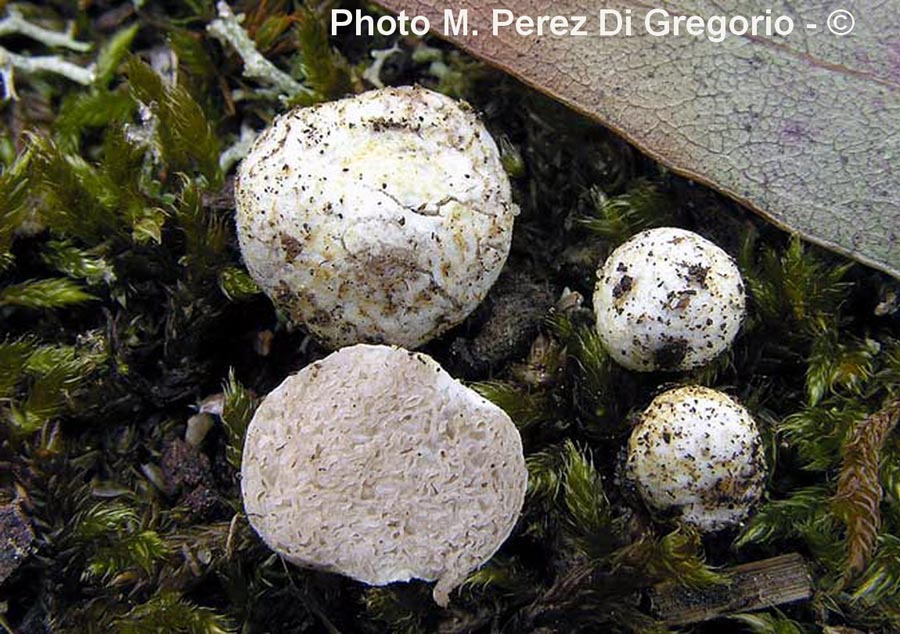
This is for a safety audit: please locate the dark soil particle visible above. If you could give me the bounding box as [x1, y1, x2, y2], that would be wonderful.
[686, 263, 710, 287]
[0, 503, 34, 585]
[279, 232, 304, 261]
[612, 274, 633, 299]
[161, 439, 214, 495]
[181, 485, 227, 522]
[653, 337, 689, 369]
[445, 268, 555, 377]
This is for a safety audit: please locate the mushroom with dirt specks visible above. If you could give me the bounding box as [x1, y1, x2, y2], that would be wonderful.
[593, 227, 746, 372]
[626, 385, 767, 531]
[240, 344, 528, 606]
[235, 86, 518, 349]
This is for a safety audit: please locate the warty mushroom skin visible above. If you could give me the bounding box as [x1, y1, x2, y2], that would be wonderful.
[240, 344, 528, 606]
[626, 385, 767, 531]
[593, 227, 746, 371]
[235, 86, 518, 349]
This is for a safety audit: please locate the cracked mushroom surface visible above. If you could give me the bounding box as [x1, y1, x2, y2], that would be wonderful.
[240, 344, 528, 606]
[593, 227, 746, 371]
[626, 385, 767, 531]
[235, 86, 518, 349]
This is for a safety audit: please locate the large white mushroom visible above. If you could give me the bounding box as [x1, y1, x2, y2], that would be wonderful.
[240, 344, 528, 606]
[593, 227, 746, 371]
[625, 385, 767, 531]
[235, 86, 517, 349]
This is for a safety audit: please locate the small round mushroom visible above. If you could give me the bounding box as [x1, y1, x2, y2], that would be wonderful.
[593, 227, 745, 371]
[240, 344, 527, 606]
[235, 86, 518, 349]
[625, 385, 767, 531]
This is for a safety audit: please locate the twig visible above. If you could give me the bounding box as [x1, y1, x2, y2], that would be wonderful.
[649, 553, 812, 626]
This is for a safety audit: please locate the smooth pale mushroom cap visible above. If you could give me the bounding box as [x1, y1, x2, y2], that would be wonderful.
[593, 227, 746, 371]
[235, 86, 517, 349]
[241, 344, 528, 605]
[626, 385, 767, 531]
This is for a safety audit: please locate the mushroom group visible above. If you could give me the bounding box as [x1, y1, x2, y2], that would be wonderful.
[235, 87, 766, 605]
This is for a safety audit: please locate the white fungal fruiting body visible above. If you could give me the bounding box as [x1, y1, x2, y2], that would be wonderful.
[626, 385, 766, 531]
[241, 344, 527, 605]
[235, 86, 517, 349]
[593, 227, 745, 371]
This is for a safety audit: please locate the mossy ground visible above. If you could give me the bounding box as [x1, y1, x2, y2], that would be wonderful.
[0, 2, 898, 633]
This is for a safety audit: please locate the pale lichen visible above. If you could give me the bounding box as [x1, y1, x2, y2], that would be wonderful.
[206, 1, 310, 104]
[0, 6, 95, 100]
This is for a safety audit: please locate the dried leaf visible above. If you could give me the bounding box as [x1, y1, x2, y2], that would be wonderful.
[375, 1, 900, 279]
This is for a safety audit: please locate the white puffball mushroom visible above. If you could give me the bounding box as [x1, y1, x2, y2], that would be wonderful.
[593, 227, 746, 371]
[625, 385, 767, 531]
[235, 86, 518, 349]
[240, 344, 527, 606]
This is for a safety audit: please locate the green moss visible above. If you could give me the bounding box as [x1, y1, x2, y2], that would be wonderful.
[124, 57, 221, 185]
[221, 369, 257, 471]
[114, 591, 234, 634]
[579, 179, 676, 247]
